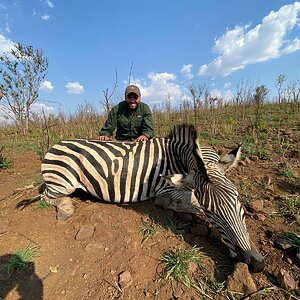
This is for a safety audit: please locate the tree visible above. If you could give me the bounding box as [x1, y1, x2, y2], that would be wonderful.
[0, 43, 48, 133]
[286, 79, 300, 103]
[189, 83, 205, 125]
[276, 74, 287, 104]
[252, 85, 269, 129]
[100, 69, 118, 115]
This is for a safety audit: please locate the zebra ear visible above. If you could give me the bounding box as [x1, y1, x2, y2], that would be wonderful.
[160, 172, 194, 188]
[218, 145, 242, 173]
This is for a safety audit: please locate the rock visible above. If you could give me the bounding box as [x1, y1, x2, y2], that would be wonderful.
[227, 263, 257, 296]
[90, 211, 107, 224]
[190, 223, 208, 237]
[75, 224, 95, 241]
[261, 206, 277, 215]
[250, 200, 264, 212]
[85, 242, 104, 252]
[118, 270, 132, 290]
[277, 268, 297, 291]
[0, 219, 10, 234]
[57, 197, 75, 221]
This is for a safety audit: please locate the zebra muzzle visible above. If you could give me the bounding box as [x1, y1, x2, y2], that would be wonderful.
[235, 242, 265, 273]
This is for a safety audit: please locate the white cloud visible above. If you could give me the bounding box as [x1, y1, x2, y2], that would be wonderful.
[282, 37, 300, 54]
[0, 102, 55, 125]
[129, 72, 182, 106]
[224, 82, 231, 89]
[180, 64, 194, 80]
[0, 34, 14, 55]
[46, 0, 54, 8]
[40, 0, 54, 8]
[210, 88, 233, 103]
[199, 2, 300, 77]
[31, 102, 55, 115]
[32, 9, 37, 16]
[41, 14, 50, 21]
[5, 23, 11, 33]
[40, 80, 54, 92]
[66, 82, 84, 94]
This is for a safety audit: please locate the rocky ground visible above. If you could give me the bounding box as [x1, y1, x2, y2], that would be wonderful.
[0, 149, 299, 299]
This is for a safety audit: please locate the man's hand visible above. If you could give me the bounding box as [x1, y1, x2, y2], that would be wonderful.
[99, 136, 111, 141]
[136, 135, 149, 142]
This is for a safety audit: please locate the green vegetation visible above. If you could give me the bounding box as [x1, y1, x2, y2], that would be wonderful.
[33, 200, 52, 210]
[161, 246, 225, 298]
[161, 246, 202, 287]
[192, 268, 225, 299]
[278, 232, 300, 248]
[0, 145, 12, 169]
[6, 244, 40, 276]
[278, 195, 300, 221]
[277, 163, 298, 180]
[139, 218, 159, 243]
[165, 216, 191, 238]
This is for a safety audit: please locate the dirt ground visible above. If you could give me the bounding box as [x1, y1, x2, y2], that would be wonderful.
[0, 150, 299, 300]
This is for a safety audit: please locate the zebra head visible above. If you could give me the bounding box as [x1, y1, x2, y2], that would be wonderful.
[164, 125, 265, 273]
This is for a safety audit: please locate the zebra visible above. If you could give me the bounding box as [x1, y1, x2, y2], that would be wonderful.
[41, 124, 265, 272]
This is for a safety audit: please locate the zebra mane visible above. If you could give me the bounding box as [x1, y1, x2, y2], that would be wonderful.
[168, 124, 209, 179]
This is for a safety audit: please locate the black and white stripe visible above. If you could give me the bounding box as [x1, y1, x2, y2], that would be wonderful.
[41, 124, 256, 261]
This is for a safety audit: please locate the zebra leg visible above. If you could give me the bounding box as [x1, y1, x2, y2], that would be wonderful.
[154, 190, 202, 215]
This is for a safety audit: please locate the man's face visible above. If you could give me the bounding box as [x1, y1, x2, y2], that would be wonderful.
[126, 92, 140, 110]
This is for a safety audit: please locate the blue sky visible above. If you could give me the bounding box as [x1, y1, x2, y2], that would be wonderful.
[0, 1, 300, 118]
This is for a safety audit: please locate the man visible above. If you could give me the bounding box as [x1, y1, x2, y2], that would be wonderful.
[99, 85, 155, 141]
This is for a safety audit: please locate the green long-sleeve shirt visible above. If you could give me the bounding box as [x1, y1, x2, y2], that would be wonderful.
[99, 101, 155, 141]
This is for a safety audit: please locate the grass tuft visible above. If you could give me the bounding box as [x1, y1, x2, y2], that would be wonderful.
[278, 195, 300, 220]
[0, 145, 12, 169]
[161, 246, 202, 287]
[7, 244, 40, 275]
[139, 218, 158, 243]
[278, 232, 300, 248]
[33, 200, 52, 210]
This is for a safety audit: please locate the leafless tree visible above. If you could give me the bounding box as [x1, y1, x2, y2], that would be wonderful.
[276, 74, 287, 104]
[100, 70, 118, 115]
[0, 43, 48, 133]
[235, 79, 254, 106]
[189, 83, 205, 125]
[286, 79, 300, 103]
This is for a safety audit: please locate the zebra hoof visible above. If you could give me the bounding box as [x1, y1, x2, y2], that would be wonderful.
[56, 198, 74, 221]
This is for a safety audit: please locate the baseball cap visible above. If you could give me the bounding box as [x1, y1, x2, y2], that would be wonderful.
[125, 85, 141, 97]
